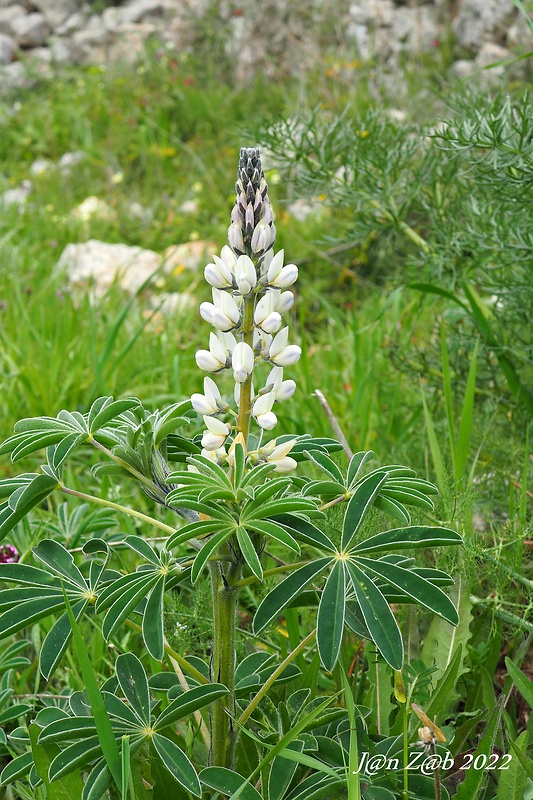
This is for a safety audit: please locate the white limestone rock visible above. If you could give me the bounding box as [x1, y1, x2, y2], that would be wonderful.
[11, 12, 50, 48]
[57, 240, 163, 296]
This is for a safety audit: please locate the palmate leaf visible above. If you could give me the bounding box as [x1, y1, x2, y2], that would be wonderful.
[143, 576, 166, 660]
[200, 767, 263, 800]
[191, 527, 235, 583]
[88, 397, 141, 434]
[40, 599, 87, 680]
[154, 683, 228, 730]
[268, 513, 336, 552]
[237, 526, 263, 579]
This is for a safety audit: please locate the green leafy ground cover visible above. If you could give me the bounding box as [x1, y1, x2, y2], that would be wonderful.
[0, 44, 531, 799]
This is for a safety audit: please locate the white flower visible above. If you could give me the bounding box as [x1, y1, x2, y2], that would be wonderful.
[266, 250, 298, 288]
[204, 255, 233, 289]
[254, 290, 282, 333]
[265, 366, 296, 402]
[201, 446, 227, 463]
[252, 392, 277, 430]
[234, 255, 257, 295]
[265, 438, 298, 473]
[251, 220, 275, 254]
[191, 377, 227, 415]
[201, 416, 230, 451]
[219, 246, 237, 270]
[274, 291, 294, 314]
[268, 327, 301, 367]
[232, 341, 254, 383]
[195, 332, 232, 372]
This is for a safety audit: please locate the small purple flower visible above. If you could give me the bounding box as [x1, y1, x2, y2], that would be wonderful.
[0, 544, 19, 563]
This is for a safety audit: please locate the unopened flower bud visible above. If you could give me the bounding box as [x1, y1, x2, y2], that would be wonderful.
[261, 311, 282, 333]
[232, 341, 254, 383]
[275, 290, 294, 314]
[234, 254, 257, 295]
[271, 345, 301, 367]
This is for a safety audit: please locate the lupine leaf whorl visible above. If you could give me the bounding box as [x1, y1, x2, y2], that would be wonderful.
[228, 147, 276, 261]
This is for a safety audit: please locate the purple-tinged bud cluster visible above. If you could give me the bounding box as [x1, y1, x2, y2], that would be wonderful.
[0, 544, 19, 563]
[228, 147, 276, 259]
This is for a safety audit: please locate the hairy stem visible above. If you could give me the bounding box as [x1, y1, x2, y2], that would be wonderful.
[209, 560, 241, 768]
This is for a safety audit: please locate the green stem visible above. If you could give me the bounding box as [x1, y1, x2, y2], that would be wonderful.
[239, 629, 316, 725]
[237, 294, 255, 445]
[402, 703, 409, 800]
[209, 561, 241, 768]
[59, 486, 175, 535]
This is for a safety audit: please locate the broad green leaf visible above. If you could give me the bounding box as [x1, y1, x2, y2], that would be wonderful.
[163, 496, 234, 522]
[38, 717, 98, 743]
[152, 733, 201, 797]
[0, 562, 60, 587]
[96, 571, 150, 611]
[342, 472, 389, 551]
[103, 693, 143, 728]
[0, 473, 34, 498]
[346, 450, 375, 486]
[82, 759, 113, 800]
[89, 398, 140, 434]
[33, 539, 87, 589]
[496, 730, 529, 800]
[317, 560, 346, 672]
[0, 751, 34, 784]
[380, 487, 434, 511]
[51, 432, 88, 469]
[354, 556, 459, 625]
[253, 558, 332, 634]
[269, 513, 336, 552]
[200, 767, 262, 800]
[302, 480, 345, 498]
[49, 737, 103, 781]
[62, 588, 121, 787]
[246, 520, 300, 553]
[0, 473, 59, 541]
[124, 535, 160, 566]
[102, 573, 160, 640]
[154, 683, 228, 730]
[0, 596, 65, 639]
[187, 454, 234, 489]
[303, 450, 344, 484]
[143, 576, 166, 660]
[505, 657, 533, 707]
[29, 722, 85, 800]
[373, 494, 411, 525]
[508, 735, 533, 784]
[244, 497, 318, 521]
[167, 519, 222, 549]
[284, 774, 345, 800]
[350, 526, 462, 555]
[40, 599, 87, 679]
[346, 561, 403, 670]
[116, 653, 151, 726]
[191, 527, 234, 583]
[237, 526, 263, 580]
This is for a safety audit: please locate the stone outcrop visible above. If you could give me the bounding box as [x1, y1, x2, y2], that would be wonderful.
[0, 0, 529, 90]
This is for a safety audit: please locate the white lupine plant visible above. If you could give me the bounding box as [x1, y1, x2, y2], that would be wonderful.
[0, 147, 461, 799]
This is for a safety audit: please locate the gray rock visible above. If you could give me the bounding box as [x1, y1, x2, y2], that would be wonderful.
[55, 11, 86, 36]
[0, 31, 14, 62]
[26, 46, 52, 62]
[11, 13, 50, 48]
[32, 0, 79, 29]
[103, 0, 168, 30]
[449, 58, 475, 79]
[348, 0, 395, 27]
[475, 41, 510, 75]
[0, 60, 27, 92]
[453, 0, 516, 50]
[0, 5, 27, 37]
[50, 35, 87, 64]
